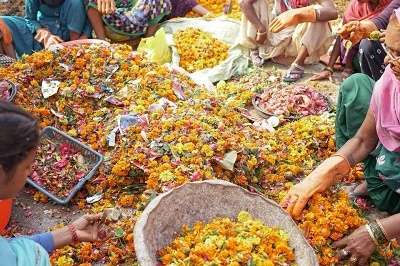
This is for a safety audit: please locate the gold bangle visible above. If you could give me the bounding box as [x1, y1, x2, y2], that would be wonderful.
[366, 224, 380, 248]
[331, 154, 351, 169]
[323, 66, 334, 74]
[256, 31, 267, 36]
[376, 219, 390, 242]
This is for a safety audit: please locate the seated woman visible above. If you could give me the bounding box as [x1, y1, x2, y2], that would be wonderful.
[85, 0, 172, 49]
[311, 0, 392, 81]
[0, 0, 92, 58]
[238, 0, 338, 82]
[337, 0, 400, 81]
[281, 9, 400, 264]
[0, 100, 113, 265]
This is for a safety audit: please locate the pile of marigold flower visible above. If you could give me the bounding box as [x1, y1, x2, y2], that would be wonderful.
[0, 43, 399, 265]
[173, 27, 230, 73]
[157, 211, 295, 265]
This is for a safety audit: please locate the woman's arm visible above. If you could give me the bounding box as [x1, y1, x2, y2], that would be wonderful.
[336, 108, 379, 166]
[192, 4, 210, 16]
[239, 0, 266, 33]
[24, 0, 42, 33]
[371, 0, 400, 30]
[316, 0, 339, 21]
[380, 213, 400, 241]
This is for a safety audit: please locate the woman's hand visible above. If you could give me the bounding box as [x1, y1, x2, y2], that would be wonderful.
[96, 0, 116, 14]
[310, 69, 333, 81]
[280, 155, 350, 218]
[338, 20, 378, 44]
[73, 213, 114, 242]
[332, 225, 376, 266]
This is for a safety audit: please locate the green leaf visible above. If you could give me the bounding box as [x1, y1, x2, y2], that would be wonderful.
[145, 191, 157, 207]
[114, 227, 124, 238]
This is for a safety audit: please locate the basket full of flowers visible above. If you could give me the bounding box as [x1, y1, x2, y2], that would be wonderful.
[0, 78, 16, 102]
[27, 126, 104, 205]
[134, 180, 318, 265]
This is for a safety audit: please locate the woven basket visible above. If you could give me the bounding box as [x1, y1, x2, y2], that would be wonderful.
[134, 180, 318, 266]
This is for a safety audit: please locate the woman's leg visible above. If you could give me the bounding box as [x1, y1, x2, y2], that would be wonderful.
[0, 40, 16, 59]
[335, 73, 375, 149]
[87, 7, 106, 40]
[283, 45, 308, 82]
[60, 0, 92, 41]
[359, 39, 386, 81]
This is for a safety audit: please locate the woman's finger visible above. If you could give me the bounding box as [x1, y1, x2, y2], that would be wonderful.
[332, 236, 349, 248]
[291, 197, 308, 218]
[279, 193, 291, 207]
[99, 211, 107, 225]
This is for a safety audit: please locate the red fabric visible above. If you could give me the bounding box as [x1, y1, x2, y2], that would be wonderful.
[343, 0, 393, 24]
[280, 0, 309, 13]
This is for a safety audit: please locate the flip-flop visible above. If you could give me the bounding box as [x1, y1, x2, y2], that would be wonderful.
[250, 50, 265, 67]
[348, 181, 371, 200]
[283, 62, 304, 82]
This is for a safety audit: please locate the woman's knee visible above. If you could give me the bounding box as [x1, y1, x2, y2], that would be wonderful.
[359, 39, 375, 58]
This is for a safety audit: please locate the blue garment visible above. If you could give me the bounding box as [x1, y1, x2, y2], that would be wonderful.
[0, 234, 52, 266]
[26, 232, 55, 253]
[2, 0, 92, 57]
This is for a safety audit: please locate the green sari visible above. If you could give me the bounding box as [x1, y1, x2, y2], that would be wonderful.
[336, 73, 400, 214]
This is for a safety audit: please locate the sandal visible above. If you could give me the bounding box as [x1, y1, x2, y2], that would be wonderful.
[283, 62, 304, 82]
[250, 50, 265, 67]
[348, 180, 371, 200]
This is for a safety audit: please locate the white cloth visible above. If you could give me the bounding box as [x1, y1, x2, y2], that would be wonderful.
[237, 0, 334, 64]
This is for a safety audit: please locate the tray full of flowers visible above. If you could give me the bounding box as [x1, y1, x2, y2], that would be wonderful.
[0, 78, 16, 102]
[134, 180, 318, 265]
[252, 84, 334, 119]
[27, 126, 104, 205]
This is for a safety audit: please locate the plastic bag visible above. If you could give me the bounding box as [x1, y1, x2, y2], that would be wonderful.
[137, 28, 172, 65]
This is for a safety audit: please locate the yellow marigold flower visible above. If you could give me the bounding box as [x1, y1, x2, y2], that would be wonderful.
[67, 129, 78, 137]
[159, 170, 175, 182]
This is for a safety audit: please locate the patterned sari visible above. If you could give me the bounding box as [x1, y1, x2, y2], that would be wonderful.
[84, 0, 172, 41]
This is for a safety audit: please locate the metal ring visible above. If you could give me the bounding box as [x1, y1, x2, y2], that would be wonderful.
[340, 249, 349, 257]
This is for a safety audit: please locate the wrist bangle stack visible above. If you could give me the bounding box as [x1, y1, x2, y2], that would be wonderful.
[68, 223, 78, 243]
[324, 66, 334, 74]
[376, 219, 390, 241]
[366, 220, 389, 248]
[256, 31, 267, 36]
[366, 224, 380, 248]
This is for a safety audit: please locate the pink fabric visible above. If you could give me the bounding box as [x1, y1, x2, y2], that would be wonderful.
[343, 0, 392, 24]
[370, 66, 400, 152]
[280, 0, 309, 13]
